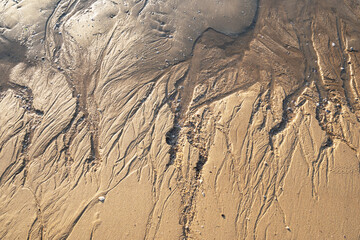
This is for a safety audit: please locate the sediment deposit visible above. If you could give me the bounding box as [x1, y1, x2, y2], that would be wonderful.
[0, 0, 359, 239]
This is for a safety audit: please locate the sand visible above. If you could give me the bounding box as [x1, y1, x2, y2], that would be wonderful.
[0, 0, 359, 239]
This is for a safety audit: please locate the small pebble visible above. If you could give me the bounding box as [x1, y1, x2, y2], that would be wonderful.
[98, 196, 105, 202]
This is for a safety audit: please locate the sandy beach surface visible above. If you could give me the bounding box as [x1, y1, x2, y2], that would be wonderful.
[0, 0, 359, 239]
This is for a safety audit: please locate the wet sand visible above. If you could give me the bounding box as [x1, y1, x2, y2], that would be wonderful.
[0, 0, 360, 239]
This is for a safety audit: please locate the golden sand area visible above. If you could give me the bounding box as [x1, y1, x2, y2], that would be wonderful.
[0, 0, 359, 239]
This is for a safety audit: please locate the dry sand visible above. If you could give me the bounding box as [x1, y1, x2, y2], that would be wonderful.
[0, 0, 360, 239]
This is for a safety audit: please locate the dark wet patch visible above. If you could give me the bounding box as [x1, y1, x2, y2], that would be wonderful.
[0, 36, 28, 91]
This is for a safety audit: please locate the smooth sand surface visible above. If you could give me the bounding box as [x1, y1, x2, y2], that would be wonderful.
[0, 0, 360, 239]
